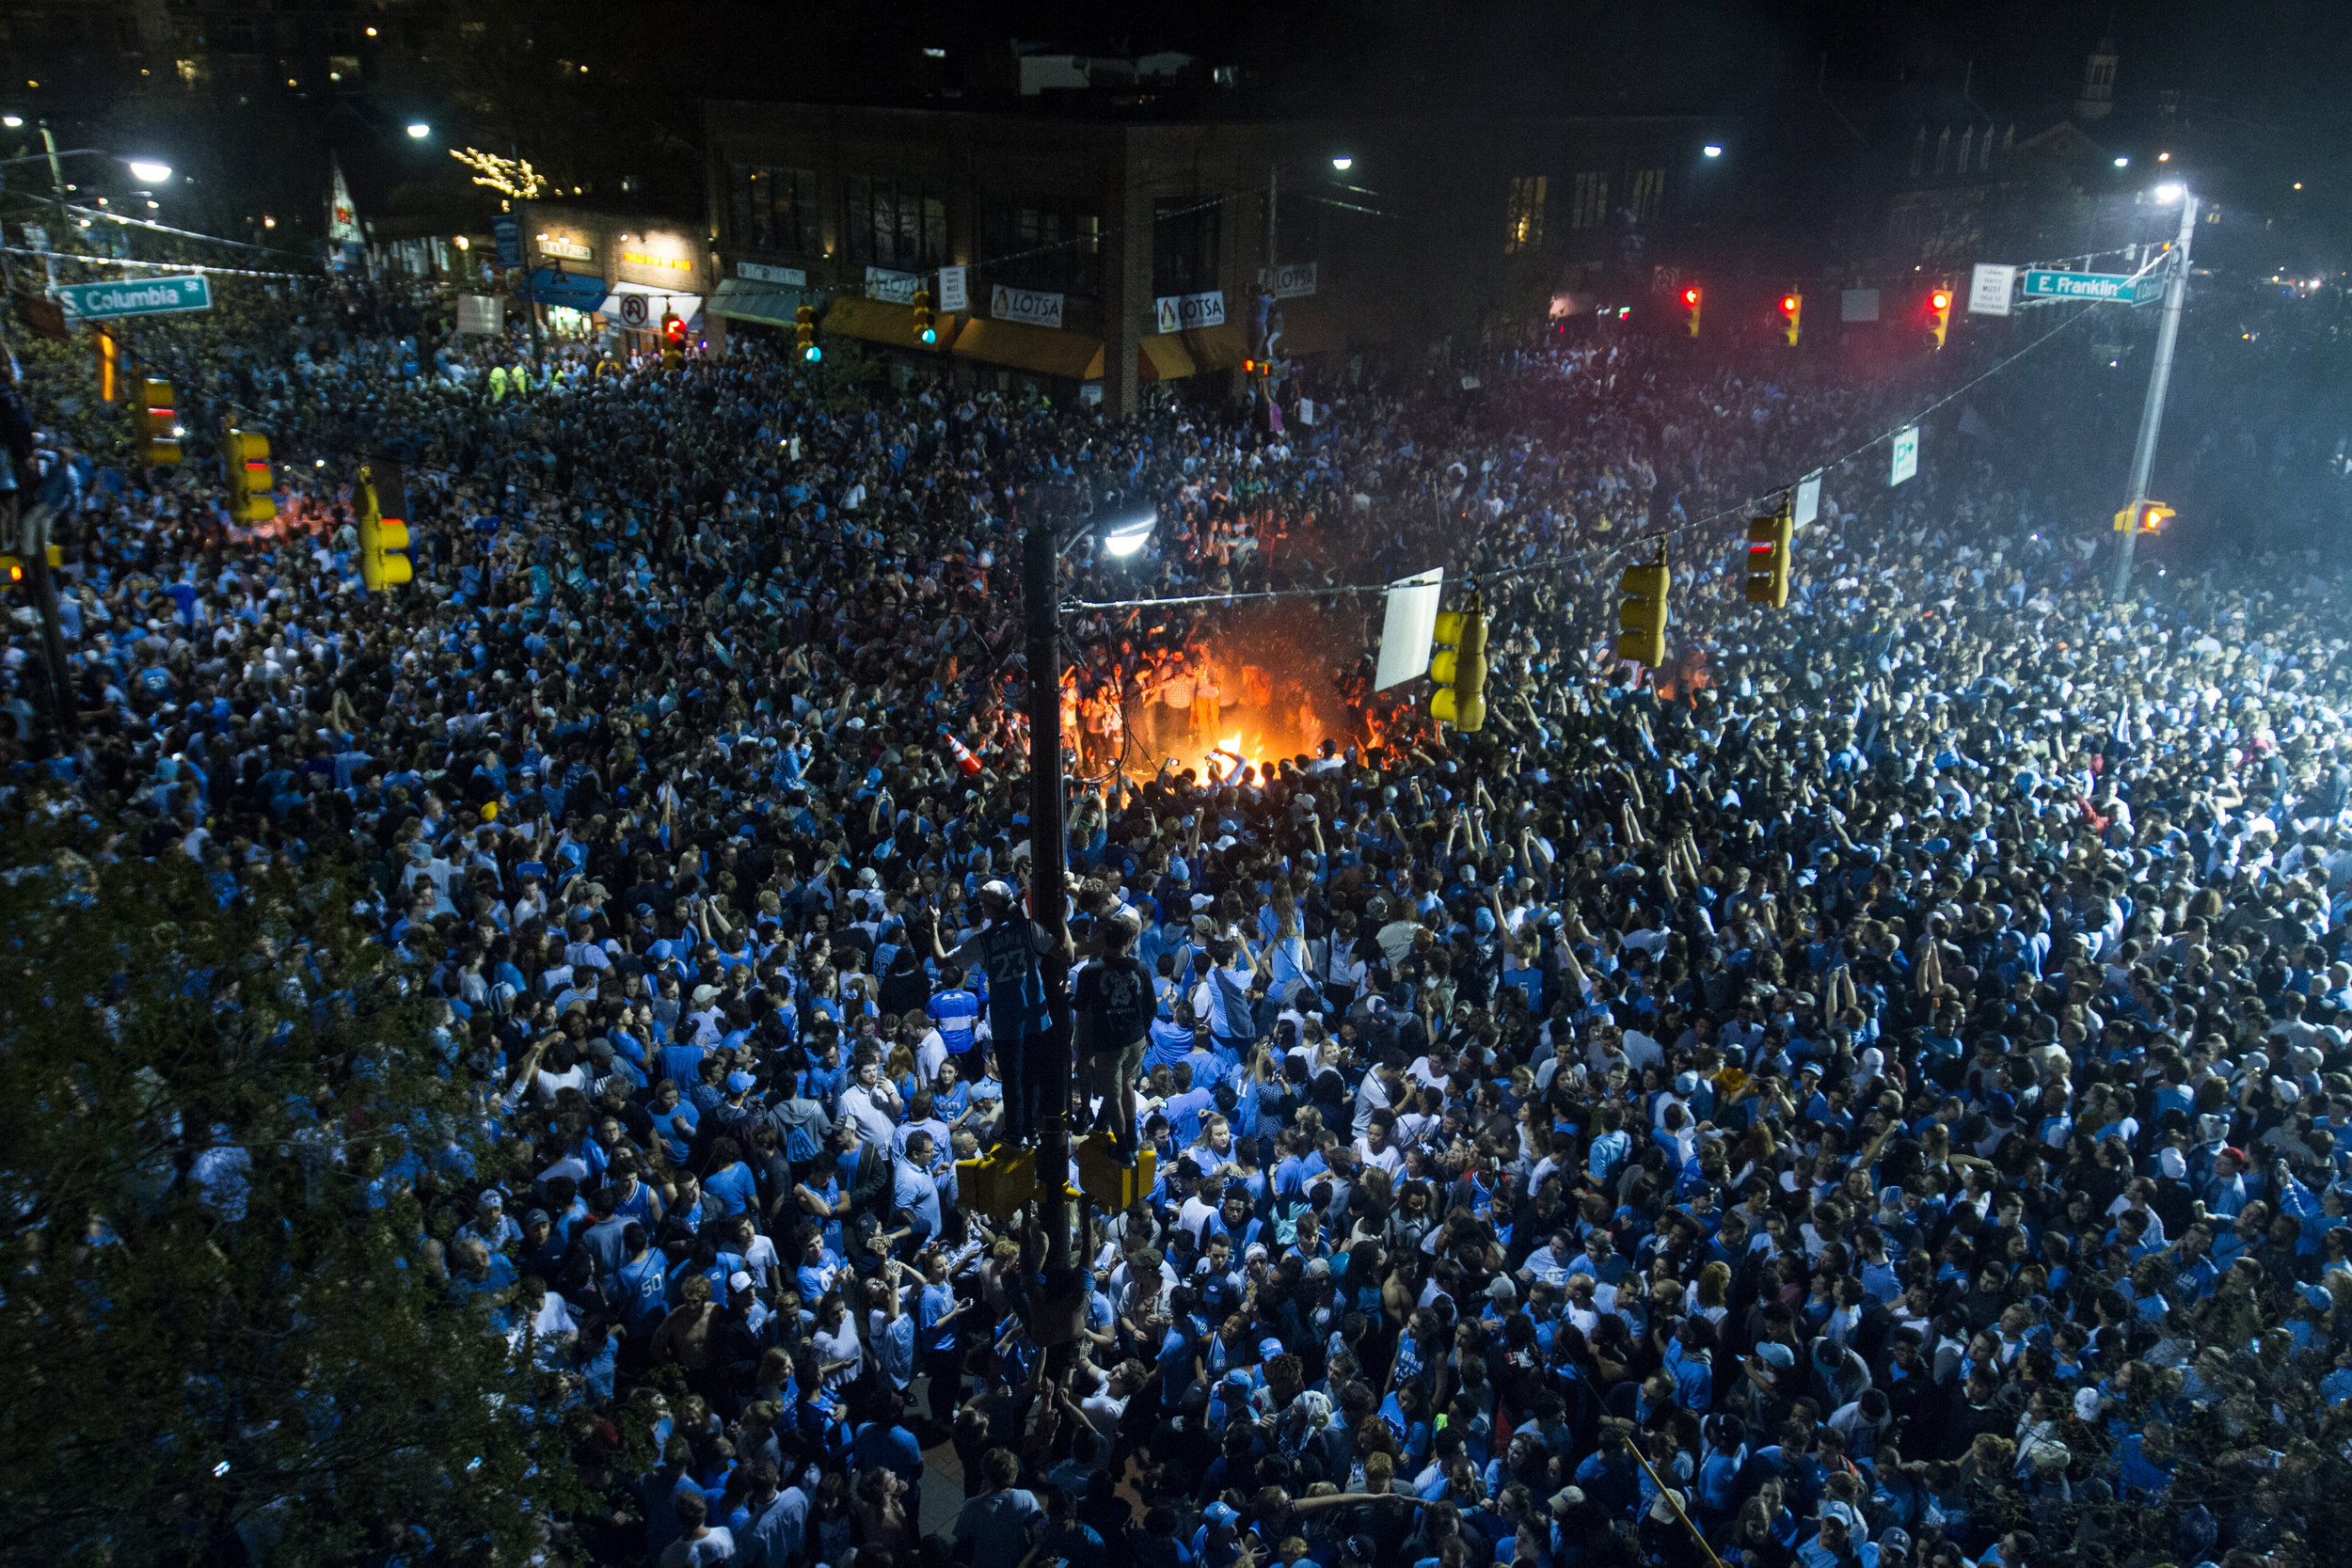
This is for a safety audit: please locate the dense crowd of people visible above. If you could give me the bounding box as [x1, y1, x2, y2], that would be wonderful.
[6, 263, 2352, 1568]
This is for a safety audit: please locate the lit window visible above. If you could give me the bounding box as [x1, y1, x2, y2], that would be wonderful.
[1504, 176, 1547, 253]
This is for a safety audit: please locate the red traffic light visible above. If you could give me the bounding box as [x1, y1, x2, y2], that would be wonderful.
[1930, 290, 1951, 310]
[1779, 295, 1800, 313]
[1681, 286, 1701, 307]
[660, 311, 686, 345]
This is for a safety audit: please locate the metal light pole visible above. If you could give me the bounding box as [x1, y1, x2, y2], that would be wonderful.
[2110, 189, 2197, 602]
[39, 120, 68, 289]
[1021, 483, 1085, 1348]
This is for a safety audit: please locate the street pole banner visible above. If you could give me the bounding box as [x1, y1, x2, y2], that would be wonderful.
[991, 283, 1063, 329]
[1154, 290, 1227, 332]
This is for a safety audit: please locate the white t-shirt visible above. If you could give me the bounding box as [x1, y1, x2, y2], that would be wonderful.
[660, 1527, 737, 1568]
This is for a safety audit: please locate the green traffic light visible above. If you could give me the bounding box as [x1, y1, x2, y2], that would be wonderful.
[919, 327, 937, 345]
[803, 344, 822, 362]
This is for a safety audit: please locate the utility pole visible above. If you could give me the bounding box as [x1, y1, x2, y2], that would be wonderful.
[2110, 190, 2197, 602]
[39, 119, 68, 290]
[1266, 163, 1279, 276]
[1021, 481, 1086, 1358]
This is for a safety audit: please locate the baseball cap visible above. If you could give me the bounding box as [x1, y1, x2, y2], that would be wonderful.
[1756, 1341, 1796, 1369]
[728, 1271, 754, 1292]
[1546, 1487, 1585, 1515]
[1204, 1502, 1240, 1528]
[726, 1071, 755, 1092]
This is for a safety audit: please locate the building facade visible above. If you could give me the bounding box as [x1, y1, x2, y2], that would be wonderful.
[704, 101, 1714, 413]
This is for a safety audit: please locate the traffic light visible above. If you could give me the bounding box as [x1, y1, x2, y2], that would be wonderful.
[956, 1144, 1038, 1220]
[1928, 286, 1952, 350]
[1680, 285, 1702, 337]
[660, 310, 686, 347]
[795, 303, 821, 362]
[1778, 293, 1803, 346]
[358, 461, 414, 592]
[224, 430, 275, 523]
[1077, 1134, 1156, 1212]
[136, 378, 181, 467]
[1745, 507, 1793, 608]
[1428, 599, 1488, 732]
[912, 288, 937, 346]
[2112, 500, 2175, 533]
[95, 326, 119, 403]
[0, 555, 21, 589]
[1615, 559, 1671, 667]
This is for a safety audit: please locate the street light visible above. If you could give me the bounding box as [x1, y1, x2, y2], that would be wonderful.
[126, 159, 171, 183]
[2153, 182, 2184, 203]
[2113, 156, 2130, 167]
[2, 115, 21, 129]
[1703, 144, 1724, 158]
[405, 122, 430, 139]
[1101, 513, 1157, 557]
[1330, 154, 1353, 171]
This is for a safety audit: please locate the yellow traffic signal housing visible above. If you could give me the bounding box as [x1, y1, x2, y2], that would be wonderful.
[1778, 293, 1803, 346]
[2112, 500, 2175, 533]
[1745, 511, 1793, 607]
[0, 554, 21, 589]
[137, 379, 181, 466]
[795, 303, 822, 362]
[1928, 286, 1953, 349]
[1076, 1134, 1156, 1212]
[956, 1144, 1038, 1220]
[1680, 285, 1702, 337]
[358, 465, 414, 592]
[1428, 604, 1488, 732]
[1615, 562, 1670, 666]
[95, 326, 119, 403]
[912, 288, 937, 346]
[224, 431, 275, 524]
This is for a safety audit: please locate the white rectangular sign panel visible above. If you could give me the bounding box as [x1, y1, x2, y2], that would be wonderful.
[936, 264, 969, 313]
[739, 261, 806, 287]
[1890, 425, 1920, 486]
[1272, 262, 1317, 299]
[456, 294, 505, 336]
[866, 266, 919, 303]
[1968, 262, 2015, 317]
[1375, 569, 1446, 691]
[1154, 289, 1226, 332]
[1794, 473, 1821, 527]
[991, 282, 1063, 329]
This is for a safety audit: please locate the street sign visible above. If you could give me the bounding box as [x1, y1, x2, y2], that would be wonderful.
[493, 214, 520, 269]
[1968, 262, 2015, 316]
[936, 264, 968, 313]
[56, 275, 214, 322]
[2020, 268, 2163, 306]
[1889, 424, 1919, 487]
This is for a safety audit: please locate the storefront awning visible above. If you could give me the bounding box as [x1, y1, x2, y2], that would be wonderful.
[518, 268, 609, 310]
[951, 318, 1106, 381]
[1137, 334, 1195, 381]
[823, 296, 961, 353]
[707, 277, 807, 327]
[1139, 323, 1251, 379]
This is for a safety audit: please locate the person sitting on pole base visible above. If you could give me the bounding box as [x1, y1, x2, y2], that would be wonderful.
[1073, 907, 1153, 1165]
[925, 879, 1070, 1150]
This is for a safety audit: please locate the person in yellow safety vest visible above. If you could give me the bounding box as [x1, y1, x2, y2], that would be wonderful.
[487, 364, 509, 402]
[512, 362, 531, 395]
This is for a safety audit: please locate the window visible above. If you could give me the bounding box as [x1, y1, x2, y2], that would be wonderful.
[980, 191, 1101, 297]
[1568, 172, 1609, 230]
[845, 175, 946, 270]
[1503, 176, 1547, 253]
[221, 15, 257, 50]
[731, 164, 821, 258]
[1153, 197, 1220, 294]
[1629, 168, 1665, 223]
[328, 54, 360, 83]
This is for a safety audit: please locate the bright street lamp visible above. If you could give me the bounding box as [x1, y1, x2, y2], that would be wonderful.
[126, 159, 171, 183]
[1330, 154, 1353, 172]
[405, 122, 431, 139]
[2, 116, 21, 129]
[1102, 515, 1156, 557]
[1703, 144, 1724, 158]
[2113, 156, 2130, 168]
[2153, 182, 2184, 203]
